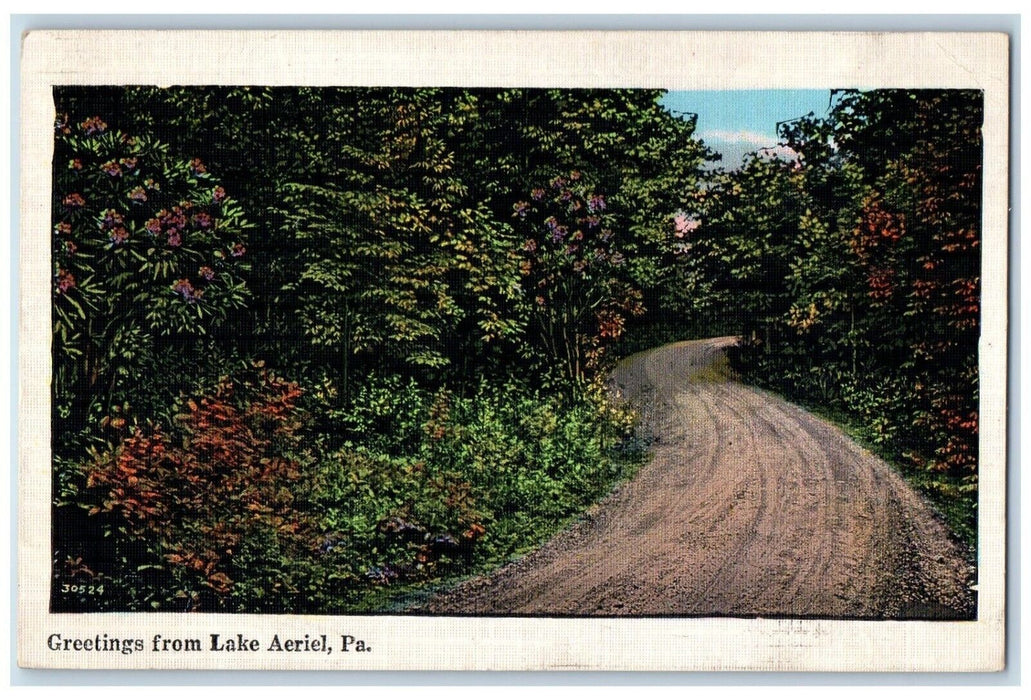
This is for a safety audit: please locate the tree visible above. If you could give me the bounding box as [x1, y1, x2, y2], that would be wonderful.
[278, 89, 523, 397]
[511, 171, 643, 388]
[690, 89, 982, 505]
[833, 90, 982, 479]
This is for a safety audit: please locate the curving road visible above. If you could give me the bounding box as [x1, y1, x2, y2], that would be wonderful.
[424, 338, 976, 618]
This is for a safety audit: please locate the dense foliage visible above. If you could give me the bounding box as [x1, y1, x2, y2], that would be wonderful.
[51, 87, 700, 612]
[50, 86, 983, 612]
[51, 113, 250, 444]
[673, 90, 982, 542]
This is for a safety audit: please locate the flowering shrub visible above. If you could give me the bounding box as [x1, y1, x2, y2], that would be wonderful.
[512, 171, 643, 388]
[53, 355, 646, 614]
[51, 114, 250, 433]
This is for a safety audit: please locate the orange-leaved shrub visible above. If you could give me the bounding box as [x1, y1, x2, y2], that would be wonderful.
[81, 365, 317, 611]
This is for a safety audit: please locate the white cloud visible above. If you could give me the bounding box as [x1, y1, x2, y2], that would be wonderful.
[697, 130, 800, 170]
[698, 129, 778, 147]
[756, 144, 801, 160]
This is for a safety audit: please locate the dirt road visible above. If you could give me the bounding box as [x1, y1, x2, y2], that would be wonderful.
[424, 338, 976, 619]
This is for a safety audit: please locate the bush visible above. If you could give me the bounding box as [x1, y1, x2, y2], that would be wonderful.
[54, 365, 321, 612]
[306, 376, 644, 609]
[53, 364, 645, 613]
[51, 113, 250, 446]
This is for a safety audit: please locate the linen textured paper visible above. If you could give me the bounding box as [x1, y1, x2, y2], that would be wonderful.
[19, 30, 1008, 671]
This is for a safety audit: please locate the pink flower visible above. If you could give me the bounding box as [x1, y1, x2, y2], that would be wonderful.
[548, 224, 567, 243]
[56, 269, 76, 293]
[158, 207, 187, 230]
[80, 116, 107, 135]
[100, 161, 122, 177]
[99, 210, 125, 230]
[192, 212, 213, 229]
[63, 193, 86, 209]
[172, 278, 202, 303]
[212, 186, 227, 203]
[109, 227, 129, 246]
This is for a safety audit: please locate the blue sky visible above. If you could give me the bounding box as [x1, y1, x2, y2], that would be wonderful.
[661, 90, 833, 169]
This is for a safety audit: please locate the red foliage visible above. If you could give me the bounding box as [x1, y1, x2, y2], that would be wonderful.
[84, 369, 313, 600]
[853, 198, 905, 260]
[866, 267, 896, 301]
[851, 115, 981, 479]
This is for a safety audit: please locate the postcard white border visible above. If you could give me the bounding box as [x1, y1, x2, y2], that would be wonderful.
[18, 30, 1009, 671]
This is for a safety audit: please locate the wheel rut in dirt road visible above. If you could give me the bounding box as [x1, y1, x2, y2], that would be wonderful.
[423, 338, 976, 618]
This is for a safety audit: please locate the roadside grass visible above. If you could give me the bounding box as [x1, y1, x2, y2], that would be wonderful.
[371, 441, 651, 613]
[756, 390, 978, 559]
[686, 353, 736, 383]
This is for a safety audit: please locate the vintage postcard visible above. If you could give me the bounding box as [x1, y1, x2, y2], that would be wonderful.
[18, 30, 1008, 671]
